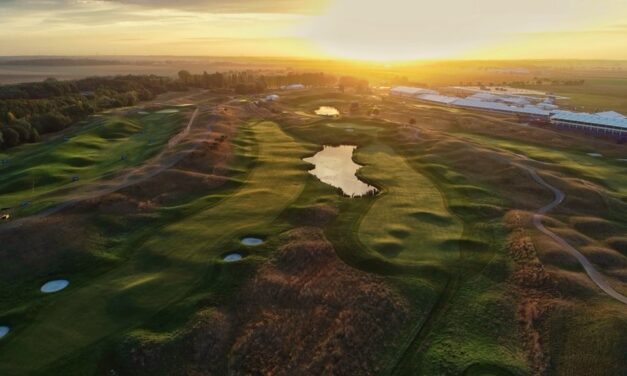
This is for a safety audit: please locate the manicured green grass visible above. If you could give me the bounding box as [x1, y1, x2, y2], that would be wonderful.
[0, 121, 310, 375]
[454, 132, 627, 196]
[357, 143, 463, 265]
[276, 113, 524, 375]
[517, 77, 627, 114]
[0, 110, 185, 216]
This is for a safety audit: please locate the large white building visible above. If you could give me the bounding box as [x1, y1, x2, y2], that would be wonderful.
[390, 86, 627, 137]
[282, 84, 305, 90]
[550, 111, 627, 136]
[390, 86, 438, 98]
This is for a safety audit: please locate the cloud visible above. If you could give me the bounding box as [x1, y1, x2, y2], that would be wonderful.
[102, 0, 327, 14]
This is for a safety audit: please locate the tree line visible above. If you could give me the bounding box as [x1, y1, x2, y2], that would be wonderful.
[0, 70, 368, 150]
[176, 70, 340, 94]
[0, 75, 179, 149]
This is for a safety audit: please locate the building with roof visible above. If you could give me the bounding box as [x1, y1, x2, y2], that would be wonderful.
[391, 85, 626, 137]
[549, 111, 627, 136]
[282, 84, 305, 90]
[390, 86, 438, 98]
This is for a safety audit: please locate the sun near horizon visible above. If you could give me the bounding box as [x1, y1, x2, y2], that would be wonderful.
[1, 0, 626, 62]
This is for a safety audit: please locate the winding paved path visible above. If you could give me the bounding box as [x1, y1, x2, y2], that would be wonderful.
[519, 164, 627, 304]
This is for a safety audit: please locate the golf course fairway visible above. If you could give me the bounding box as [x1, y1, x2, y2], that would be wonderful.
[358, 144, 463, 265]
[0, 121, 309, 375]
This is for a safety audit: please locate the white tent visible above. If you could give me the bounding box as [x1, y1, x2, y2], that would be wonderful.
[265, 94, 280, 102]
[390, 86, 437, 97]
[283, 84, 304, 90]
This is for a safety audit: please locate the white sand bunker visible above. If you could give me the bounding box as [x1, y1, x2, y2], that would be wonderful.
[587, 153, 603, 157]
[241, 237, 264, 246]
[223, 253, 243, 262]
[40, 279, 69, 293]
[156, 109, 180, 114]
[315, 106, 340, 117]
[0, 326, 9, 339]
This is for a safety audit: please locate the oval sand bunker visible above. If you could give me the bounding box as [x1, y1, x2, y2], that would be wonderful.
[315, 106, 340, 117]
[241, 237, 264, 246]
[223, 253, 243, 262]
[0, 326, 9, 339]
[40, 279, 69, 293]
[156, 109, 180, 114]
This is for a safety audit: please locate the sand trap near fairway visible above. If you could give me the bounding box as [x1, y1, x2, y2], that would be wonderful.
[156, 109, 180, 114]
[40, 279, 69, 293]
[587, 153, 603, 157]
[0, 326, 9, 339]
[223, 253, 243, 262]
[241, 237, 264, 246]
[315, 106, 340, 117]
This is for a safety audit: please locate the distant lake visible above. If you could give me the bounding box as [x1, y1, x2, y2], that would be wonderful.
[315, 106, 340, 117]
[303, 145, 377, 197]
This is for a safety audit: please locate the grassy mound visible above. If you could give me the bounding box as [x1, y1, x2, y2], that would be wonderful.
[357, 144, 463, 265]
[114, 227, 409, 376]
[0, 112, 184, 216]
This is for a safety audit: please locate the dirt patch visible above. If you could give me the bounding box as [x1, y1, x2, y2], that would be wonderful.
[505, 210, 558, 376]
[0, 213, 103, 282]
[117, 227, 409, 376]
[285, 204, 339, 227]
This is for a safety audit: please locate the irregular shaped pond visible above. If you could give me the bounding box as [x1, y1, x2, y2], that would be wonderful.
[223, 253, 243, 262]
[40, 279, 69, 293]
[315, 106, 340, 117]
[0, 326, 9, 339]
[241, 237, 264, 246]
[303, 145, 377, 197]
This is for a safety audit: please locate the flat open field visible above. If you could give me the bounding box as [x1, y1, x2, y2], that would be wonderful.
[0, 87, 625, 376]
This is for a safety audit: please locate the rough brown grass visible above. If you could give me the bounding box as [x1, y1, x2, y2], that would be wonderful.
[118, 227, 409, 376]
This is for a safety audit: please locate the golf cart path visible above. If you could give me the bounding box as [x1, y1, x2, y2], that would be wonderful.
[0, 108, 200, 233]
[452, 130, 627, 305]
[520, 163, 627, 305]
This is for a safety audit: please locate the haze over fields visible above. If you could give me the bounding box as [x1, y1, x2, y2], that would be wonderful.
[1, 0, 627, 60]
[0, 1, 626, 376]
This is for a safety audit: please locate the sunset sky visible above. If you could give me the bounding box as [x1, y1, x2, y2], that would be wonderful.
[1, 0, 626, 61]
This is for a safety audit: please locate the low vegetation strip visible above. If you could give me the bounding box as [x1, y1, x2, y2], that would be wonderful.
[0, 121, 309, 375]
[357, 144, 463, 265]
[524, 166, 627, 305]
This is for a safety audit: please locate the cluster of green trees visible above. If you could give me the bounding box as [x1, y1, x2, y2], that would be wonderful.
[0, 75, 177, 149]
[0, 70, 370, 150]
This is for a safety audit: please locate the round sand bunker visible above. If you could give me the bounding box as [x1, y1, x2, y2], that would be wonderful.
[0, 326, 9, 339]
[40, 279, 69, 293]
[223, 253, 243, 262]
[241, 237, 264, 246]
